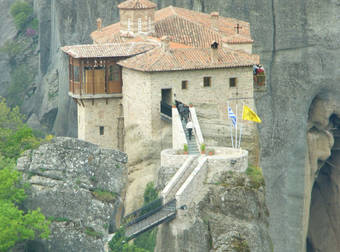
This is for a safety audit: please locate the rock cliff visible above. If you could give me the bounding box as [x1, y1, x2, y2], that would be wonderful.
[16, 137, 128, 252]
[155, 171, 272, 252]
[0, 0, 339, 251]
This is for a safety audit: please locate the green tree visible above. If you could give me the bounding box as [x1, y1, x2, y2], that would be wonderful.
[0, 98, 50, 251]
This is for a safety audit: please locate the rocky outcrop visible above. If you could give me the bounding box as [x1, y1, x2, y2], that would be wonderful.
[0, 0, 339, 251]
[155, 171, 272, 252]
[16, 137, 128, 252]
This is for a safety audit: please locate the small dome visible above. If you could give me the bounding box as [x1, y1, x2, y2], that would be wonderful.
[118, 0, 157, 9]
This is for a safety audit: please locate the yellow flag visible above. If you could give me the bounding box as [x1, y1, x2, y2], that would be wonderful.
[242, 105, 262, 123]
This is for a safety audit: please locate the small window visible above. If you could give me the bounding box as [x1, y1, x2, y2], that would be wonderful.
[203, 77, 211, 87]
[99, 126, 104, 135]
[181, 80, 188, 89]
[229, 77, 237, 87]
[138, 18, 142, 32]
[73, 65, 80, 82]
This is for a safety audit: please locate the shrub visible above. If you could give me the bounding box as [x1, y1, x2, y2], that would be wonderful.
[246, 165, 265, 189]
[143, 182, 158, 205]
[10, 1, 34, 31]
[183, 144, 188, 153]
[84, 227, 103, 239]
[92, 189, 117, 203]
[0, 40, 23, 64]
[200, 143, 206, 153]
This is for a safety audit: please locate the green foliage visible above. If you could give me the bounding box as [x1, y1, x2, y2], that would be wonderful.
[0, 163, 50, 251]
[0, 98, 41, 159]
[10, 1, 34, 31]
[133, 228, 157, 252]
[200, 143, 206, 152]
[92, 189, 117, 203]
[0, 99, 50, 251]
[246, 165, 265, 189]
[183, 144, 188, 152]
[0, 40, 23, 65]
[84, 227, 103, 239]
[143, 182, 158, 205]
[109, 227, 127, 251]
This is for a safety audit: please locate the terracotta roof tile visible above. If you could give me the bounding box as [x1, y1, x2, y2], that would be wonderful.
[118, 0, 156, 9]
[117, 47, 259, 72]
[90, 6, 253, 48]
[61, 42, 156, 58]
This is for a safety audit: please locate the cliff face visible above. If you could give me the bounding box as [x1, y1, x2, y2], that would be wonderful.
[16, 137, 128, 252]
[0, 0, 339, 251]
[155, 172, 272, 252]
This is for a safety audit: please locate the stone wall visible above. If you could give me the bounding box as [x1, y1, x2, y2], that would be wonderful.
[78, 98, 122, 149]
[149, 67, 258, 157]
[222, 42, 252, 54]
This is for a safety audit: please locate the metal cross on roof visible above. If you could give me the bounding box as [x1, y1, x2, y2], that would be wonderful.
[234, 23, 242, 34]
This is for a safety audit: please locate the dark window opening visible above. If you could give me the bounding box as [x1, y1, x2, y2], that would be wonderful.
[229, 77, 237, 87]
[99, 126, 104, 135]
[182, 80, 188, 89]
[74, 65, 80, 82]
[203, 77, 211, 87]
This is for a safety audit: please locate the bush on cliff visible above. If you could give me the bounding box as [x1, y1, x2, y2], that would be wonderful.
[10, 1, 37, 32]
[0, 99, 50, 251]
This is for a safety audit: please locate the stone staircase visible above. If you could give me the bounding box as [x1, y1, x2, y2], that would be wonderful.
[181, 119, 199, 154]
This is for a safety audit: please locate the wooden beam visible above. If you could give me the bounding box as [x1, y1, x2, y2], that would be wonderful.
[92, 64, 95, 95]
[71, 57, 74, 93]
[79, 59, 83, 96]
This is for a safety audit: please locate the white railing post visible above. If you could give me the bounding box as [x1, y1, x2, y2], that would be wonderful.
[189, 106, 204, 150]
[172, 107, 188, 149]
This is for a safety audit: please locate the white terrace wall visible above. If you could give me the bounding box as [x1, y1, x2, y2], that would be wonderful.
[172, 108, 187, 150]
[159, 147, 249, 210]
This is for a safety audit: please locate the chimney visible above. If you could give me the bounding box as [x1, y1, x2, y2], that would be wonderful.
[210, 12, 219, 31]
[161, 36, 170, 52]
[96, 18, 102, 31]
[210, 41, 219, 64]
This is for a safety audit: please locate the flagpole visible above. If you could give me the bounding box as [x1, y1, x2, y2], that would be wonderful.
[238, 102, 244, 148]
[228, 102, 234, 148]
[235, 103, 238, 149]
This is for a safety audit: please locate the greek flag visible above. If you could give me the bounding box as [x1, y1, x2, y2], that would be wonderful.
[228, 106, 237, 127]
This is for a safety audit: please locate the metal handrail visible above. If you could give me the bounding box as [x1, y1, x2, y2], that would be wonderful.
[123, 197, 163, 225]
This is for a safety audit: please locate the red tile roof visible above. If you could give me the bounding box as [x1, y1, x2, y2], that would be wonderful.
[91, 6, 252, 48]
[118, 0, 157, 9]
[117, 47, 259, 72]
[61, 42, 156, 58]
